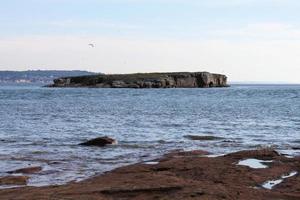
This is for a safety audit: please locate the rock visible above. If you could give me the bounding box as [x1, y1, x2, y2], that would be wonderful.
[100, 185, 183, 194]
[184, 135, 224, 141]
[226, 148, 280, 160]
[80, 136, 117, 147]
[0, 176, 29, 185]
[7, 166, 42, 174]
[112, 81, 127, 88]
[48, 72, 228, 88]
[291, 147, 300, 150]
[1, 149, 300, 199]
[127, 83, 140, 88]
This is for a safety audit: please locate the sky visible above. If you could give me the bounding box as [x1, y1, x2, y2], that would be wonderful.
[1, 0, 300, 83]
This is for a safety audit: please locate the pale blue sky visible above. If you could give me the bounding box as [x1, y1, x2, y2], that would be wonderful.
[1, 0, 300, 38]
[1, 0, 300, 82]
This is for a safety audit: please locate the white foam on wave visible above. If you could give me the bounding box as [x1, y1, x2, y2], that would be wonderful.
[278, 149, 300, 158]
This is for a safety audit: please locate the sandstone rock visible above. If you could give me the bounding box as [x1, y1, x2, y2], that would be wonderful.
[0, 176, 29, 185]
[80, 136, 117, 147]
[7, 166, 42, 174]
[1, 149, 300, 199]
[226, 148, 280, 160]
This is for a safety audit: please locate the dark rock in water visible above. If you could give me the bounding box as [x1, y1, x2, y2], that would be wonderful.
[7, 166, 42, 174]
[47, 72, 229, 88]
[184, 135, 224, 141]
[0, 176, 29, 185]
[80, 136, 117, 147]
[291, 146, 300, 150]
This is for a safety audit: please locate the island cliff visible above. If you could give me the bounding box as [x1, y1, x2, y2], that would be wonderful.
[48, 72, 228, 88]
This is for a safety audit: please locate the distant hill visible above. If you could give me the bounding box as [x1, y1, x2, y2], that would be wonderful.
[0, 70, 98, 84]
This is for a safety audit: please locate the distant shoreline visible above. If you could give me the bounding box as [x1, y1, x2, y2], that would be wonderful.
[0, 70, 97, 84]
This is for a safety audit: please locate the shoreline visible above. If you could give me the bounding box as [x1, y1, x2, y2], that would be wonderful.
[0, 148, 299, 200]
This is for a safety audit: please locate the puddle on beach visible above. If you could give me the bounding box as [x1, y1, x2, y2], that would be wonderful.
[144, 161, 159, 165]
[262, 171, 298, 190]
[205, 154, 225, 158]
[237, 159, 273, 169]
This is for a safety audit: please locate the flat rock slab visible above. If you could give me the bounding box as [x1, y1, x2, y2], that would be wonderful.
[0, 176, 29, 186]
[0, 149, 300, 200]
[7, 166, 42, 174]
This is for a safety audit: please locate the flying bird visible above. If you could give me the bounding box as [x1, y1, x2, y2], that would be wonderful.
[88, 43, 95, 48]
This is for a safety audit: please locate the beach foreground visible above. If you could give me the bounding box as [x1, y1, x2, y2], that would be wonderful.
[0, 149, 299, 200]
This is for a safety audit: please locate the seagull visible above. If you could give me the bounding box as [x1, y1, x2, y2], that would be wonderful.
[88, 43, 95, 48]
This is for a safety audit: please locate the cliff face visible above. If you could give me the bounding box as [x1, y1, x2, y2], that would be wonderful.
[49, 72, 228, 88]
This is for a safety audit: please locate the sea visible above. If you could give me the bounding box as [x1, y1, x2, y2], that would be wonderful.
[0, 84, 299, 187]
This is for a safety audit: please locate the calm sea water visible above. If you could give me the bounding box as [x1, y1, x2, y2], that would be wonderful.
[0, 84, 299, 187]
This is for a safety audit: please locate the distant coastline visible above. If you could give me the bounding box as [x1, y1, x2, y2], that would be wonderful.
[0, 70, 98, 84]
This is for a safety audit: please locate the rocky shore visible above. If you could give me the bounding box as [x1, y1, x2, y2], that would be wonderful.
[0, 148, 299, 200]
[48, 72, 228, 88]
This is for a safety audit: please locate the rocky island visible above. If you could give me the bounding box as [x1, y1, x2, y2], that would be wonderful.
[48, 72, 228, 88]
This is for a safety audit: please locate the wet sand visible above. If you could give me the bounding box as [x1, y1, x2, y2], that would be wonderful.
[0, 149, 299, 200]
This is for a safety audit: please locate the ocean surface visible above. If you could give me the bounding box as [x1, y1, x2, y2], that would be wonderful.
[0, 84, 299, 187]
